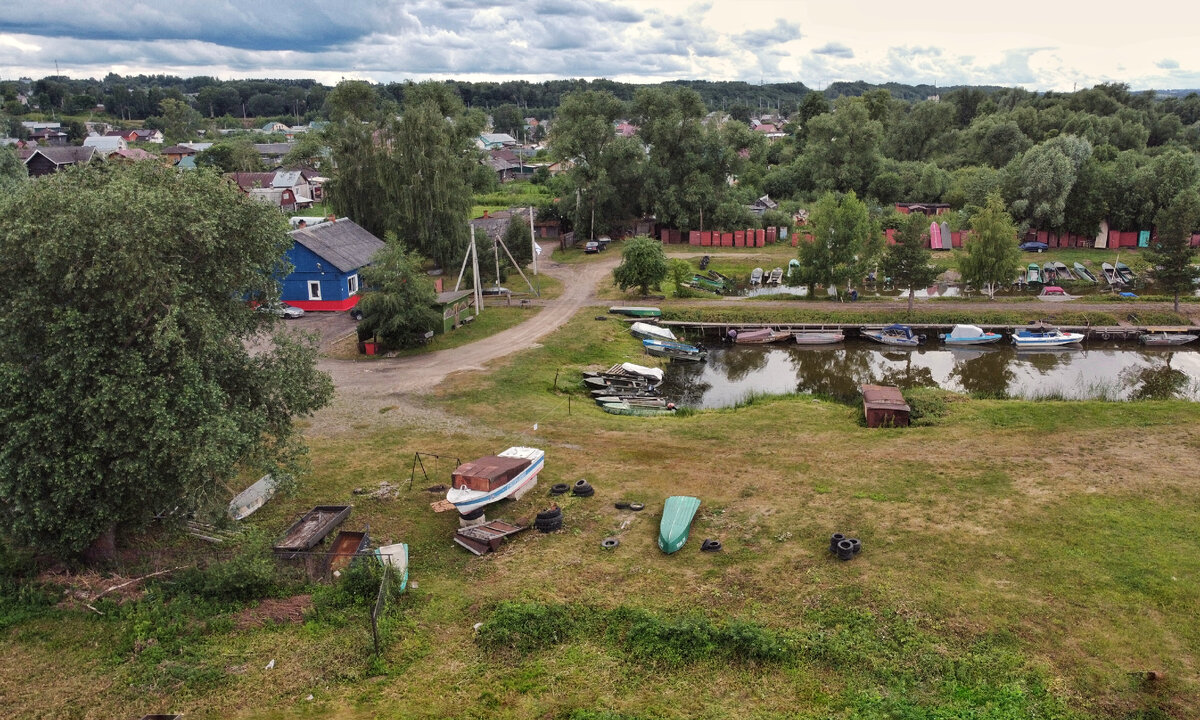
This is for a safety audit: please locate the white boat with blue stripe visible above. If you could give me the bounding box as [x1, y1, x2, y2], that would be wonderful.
[446, 447, 545, 514]
[1011, 328, 1084, 348]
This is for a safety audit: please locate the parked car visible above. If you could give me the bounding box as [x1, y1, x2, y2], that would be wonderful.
[258, 301, 305, 319]
[349, 307, 364, 321]
[596, 235, 611, 250]
[584, 241, 600, 253]
[1019, 241, 1048, 253]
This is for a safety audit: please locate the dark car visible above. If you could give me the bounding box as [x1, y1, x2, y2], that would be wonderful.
[1019, 241, 1048, 253]
[584, 241, 600, 253]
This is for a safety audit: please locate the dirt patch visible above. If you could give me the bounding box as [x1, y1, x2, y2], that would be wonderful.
[233, 594, 312, 629]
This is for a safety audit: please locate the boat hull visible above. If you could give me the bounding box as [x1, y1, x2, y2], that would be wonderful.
[377, 543, 409, 592]
[1140, 333, 1198, 346]
[601, 402, 676, 417]
[1011, 331, 1084, 347]
[446, 448, 545, 514]
[658, 496, 701, 554]
[942, 335, 1003, 345]
[630, 322, 676, 342]
[863, 332, 920, 347]
[609, 306, 662, 318]
[793, 332, 844, 345]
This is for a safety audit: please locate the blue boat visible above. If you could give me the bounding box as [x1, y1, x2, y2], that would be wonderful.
[940, 324, 1004, 346]
[642, 338, 707, 362]
[862, 324, 924, 347]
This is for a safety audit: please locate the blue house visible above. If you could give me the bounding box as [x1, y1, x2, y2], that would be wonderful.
[284, 218, 385, 312]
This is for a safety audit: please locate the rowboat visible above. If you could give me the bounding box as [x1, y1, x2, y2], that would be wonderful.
[750, 267, 764, 285]
[658, 496, 701, 554]
[940, 324, 1004, 345]
[1101, 263, 1124, 286]
[446, 447, 545, 514]
[690, 274, 726, 292]
[1011, 328, 1084, 348]
[793, 331, 845, 345]
[376, 543, 410, 592]
[862, 324, 925, 347]
[1026, 263, 1042, 284]
[584, 376, 656, 392]
[1037, 285, 1076, 302]
[594, 395, 669, 407]
[590, 386, 659, 397]
[629, 322, 676, 342]
[614, 362, 664, 383]
[1116, 262, 1136, 284]
[1073, 262, 1097, 282]
[609, 306, 661, 318]
[730, 328, 792, 344]
[1042, 262, 1057, 282]
[327, 529, 370, 575]
[273, 506, 352, 555]
[1139, 331, 1198, 346]
[228, 474, 278, 520]
[766, 267, 783, 285]
[601, 402, 677, 417]
[643, 338, 707, 361]
[1054, 262, 1074, 280]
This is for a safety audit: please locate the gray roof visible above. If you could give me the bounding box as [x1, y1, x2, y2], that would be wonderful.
[26, 146, 97, 165]
[255, 142, 294, 155]
[290, 218, 385, 273]
[82, 136, 125, 152]
[272, 169, 302, 188]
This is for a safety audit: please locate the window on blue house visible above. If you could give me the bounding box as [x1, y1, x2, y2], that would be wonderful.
[347, 274, 359, 295]
[308, 280, 321, 300]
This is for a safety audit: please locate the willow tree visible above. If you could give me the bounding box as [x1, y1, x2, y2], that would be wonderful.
[0, 163, 333, 559]
[961, 194, 1021, 298]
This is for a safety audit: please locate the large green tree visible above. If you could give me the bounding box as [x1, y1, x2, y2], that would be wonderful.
[550, 90, 636, 238]
[613, 235, 668, 295]
[796, 191, 881, 297]
[884, 212, 941, 313]
[196, 138, 265, 172]
[0, 163, 333, 558]
[1147, 189, 1200, 312]
[802, 99, 883, 196]
[0, 145, 28, 195]
[356, 244, 442, 349]
[960, 194, 1021, 298]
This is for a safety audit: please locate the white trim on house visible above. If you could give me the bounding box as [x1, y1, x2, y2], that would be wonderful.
[308, 280, 322, 300]
[347, 274, 359, 296]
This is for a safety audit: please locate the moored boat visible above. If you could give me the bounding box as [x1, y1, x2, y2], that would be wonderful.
[1042, 262, 1057, 282]
[658, 496, 701, 554]
[1115, 262, 1136, 284]
[1073, 262, 1097, 283]
[766, 267, 783, 285]
[1139, 331, 1198, 346]
[749, 267, 764, 285]
[1011, 327, 1085, 348]
[793, 331, 845, 345]
[630, 322, 676, 342]
[862, 324, 925, 347]
[446, 447, 545, 514]
[1101, 262, 1124, 286]
[609, 306, 662, 318]
[940, 324, 1004, 345]
[1054, 261, 1074, 280]
[691, 274, 726, 292]
[1026, 263, 1042, 284]
[1037, 285, 1076, 302]
[643, 337, 707, 361]
[730, 328, 792, 344]
[601, 401, 677, 417]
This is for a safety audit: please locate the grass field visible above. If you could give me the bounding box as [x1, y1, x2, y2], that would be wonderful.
[2, 311, 1198, 719]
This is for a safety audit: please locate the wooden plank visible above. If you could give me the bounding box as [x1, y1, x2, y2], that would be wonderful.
[430, 499, 456, 513]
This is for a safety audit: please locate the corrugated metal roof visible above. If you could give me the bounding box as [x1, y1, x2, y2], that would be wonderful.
[290, 218, 385, 273]
[272, 170, 302, 188]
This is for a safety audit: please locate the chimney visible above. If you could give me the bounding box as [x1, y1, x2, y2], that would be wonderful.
[435, 277, 444, 293]
[483, 209, 489, 219]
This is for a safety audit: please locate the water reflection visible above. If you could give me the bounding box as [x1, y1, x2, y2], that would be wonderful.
[659, 341, 1200, 407]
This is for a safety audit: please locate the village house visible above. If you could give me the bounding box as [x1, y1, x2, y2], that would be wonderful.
[18, 146, 98, 176]
[161, 144, 198, 165]
[227, 169, 317, 211]
[283, 218, 384, 312]
[83, 135, 127, 154]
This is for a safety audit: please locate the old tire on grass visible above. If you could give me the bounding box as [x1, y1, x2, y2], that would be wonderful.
[460, 507, 485, 521]
[601, 537, 620, 549]
[701, 539, 723, 552]
[848, 538, 862, 554]
[829, 533, 846, 553]
[535, 515, 562, 533]
[572, 480, 594, 497]
[836, 539, 855, 561]
[549, 483, 569, 495]
[628, 502, 645, 511]
[615, 501, 631, 510]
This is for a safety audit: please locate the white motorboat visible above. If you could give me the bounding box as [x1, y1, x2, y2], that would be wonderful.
[446, 447, 545, 514]
[940, 324, 1004, 345]
[862, 324, 924, 347]
[1011, 328, 1085, 348]
[629, 322, 676, 342]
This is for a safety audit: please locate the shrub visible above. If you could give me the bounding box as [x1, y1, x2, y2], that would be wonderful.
[903, 387, 957, 424]
[168, 546, 282, 604]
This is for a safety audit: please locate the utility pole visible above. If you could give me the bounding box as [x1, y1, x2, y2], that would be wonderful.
[471, 225, 483, 315]
[529, 206, 540, 297]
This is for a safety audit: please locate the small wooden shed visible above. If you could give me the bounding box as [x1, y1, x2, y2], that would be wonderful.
[861, 384, 910, 428]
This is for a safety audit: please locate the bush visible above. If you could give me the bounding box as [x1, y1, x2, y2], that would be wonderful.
[168, 546, 282, 604]
[312, 553, 392, 611]
[903, 387, 957, 424]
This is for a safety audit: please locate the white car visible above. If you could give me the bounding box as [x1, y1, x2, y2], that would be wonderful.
[259, 301, 305, 319]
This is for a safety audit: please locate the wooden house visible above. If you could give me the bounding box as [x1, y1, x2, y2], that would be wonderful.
[283, 218, 385, 312]
[19, 146, 97, 176]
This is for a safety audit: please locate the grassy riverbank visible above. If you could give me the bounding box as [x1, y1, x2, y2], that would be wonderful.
[3, 310, 1198, 719]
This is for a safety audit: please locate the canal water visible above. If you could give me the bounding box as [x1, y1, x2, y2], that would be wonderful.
[659, 340, 1200, 407]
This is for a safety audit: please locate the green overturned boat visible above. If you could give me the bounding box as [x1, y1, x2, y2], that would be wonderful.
[601, 401, 676, 417]
[609, 306, 662, 318]
[658, 496, 701, 553]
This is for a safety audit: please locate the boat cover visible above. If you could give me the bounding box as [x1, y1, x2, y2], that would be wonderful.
[620, 362, 665, 382]
[882, 324, 915, 338]
[947, 324, 985, 339]
[452, 455, 532, 492]
[1042, 286, 1065, 294]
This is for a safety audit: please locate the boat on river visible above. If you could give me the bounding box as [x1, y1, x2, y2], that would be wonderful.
[793, 331, 845, 345]
[862, 324, 925, 347]
[940, 324, 1004, 345]
[446, 447, 545, 514]
[731, 328, 792, 344]
[1073, 262, 1097, 282]
[630, 322, 676, 342]
[1037, 286, 1076, 302]
[1116, 262, 1136, 284]
[658, 496, 701, 554]
[643, 337, 707, 361]
[1011, 327, 1085, 348]
[1139, 331, 1198, 346]
[1101, 263, 1124, 286]
[609, 306, 661, 318]
[1054, 262, 1074, 280]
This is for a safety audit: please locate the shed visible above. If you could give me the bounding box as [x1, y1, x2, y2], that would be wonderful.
[283, 218, 385, 311]
[861, 384, 910, 428]
[435, 289, 478, 333]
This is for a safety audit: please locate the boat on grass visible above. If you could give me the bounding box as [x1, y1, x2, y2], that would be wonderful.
[1101, 262, 1124, 286]
[629, 322, 676, 342]
[601, 401, 677, 417]
[229, 474, 278, 521]
[750, 267, 764, 285]
[1037, 286, 1076, 302]
[1042, 262, 1057, 282]
[658, 496, 701, 554]
[446, 447, 545, 514]
[609, 306, 661, 318]
[376, 542, 409, 592]
[584, 376, 656, 391]
[690, 274, 726, 292]
[594, 395, 670, 407]
[643, 338, 707, 361]
[1116, 262, 1136, 284]
[1073, 262, 1097, 283]
[793, 331, 845, 345]
[730, 328, 792, 344]
[1011, 327, 1085, 348]
[862, 324, 925, 347]
[940, 324, 1004, 345]
[766, 267, 783, 285]
[1026, 263, 1042, 284]
[1054, 261, 1074, 280]
[1139, 331, 1198, 346]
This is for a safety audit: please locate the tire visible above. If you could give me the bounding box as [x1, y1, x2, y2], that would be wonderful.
[701, 539, 722, 552]
[1100, 332, 1110, 341]
[836, 539, 855, 561]
[536, 507, 562, 521]
[534, 516, 562, 533]
[601, 537, 620, 549]
[595, 316, 608, 321]
[549, 483, 569, 495]
[460, 507, 485, 521]
[829, 533, 846, 553]
[349, 309, 364, 321]
[574, 479, 590, 489]
[849, 538, 862, 554]
[628, 502, 645, 511]
[615, 501, 631, 510]
[572, 486, 594, 498]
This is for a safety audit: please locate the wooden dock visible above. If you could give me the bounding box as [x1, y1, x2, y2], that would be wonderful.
[657, 321, 1195, 342]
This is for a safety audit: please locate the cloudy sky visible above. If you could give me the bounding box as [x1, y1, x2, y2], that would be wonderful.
[1, 1, 1198, 90]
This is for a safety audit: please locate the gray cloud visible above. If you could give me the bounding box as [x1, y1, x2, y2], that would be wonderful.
[812, 42, 854, 59]
[1156, 58, 1179, 69]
